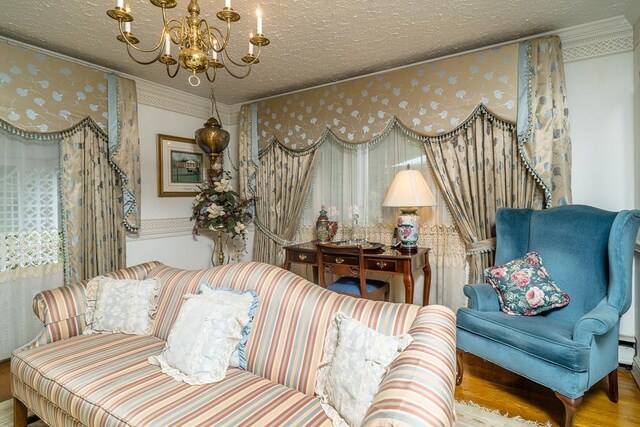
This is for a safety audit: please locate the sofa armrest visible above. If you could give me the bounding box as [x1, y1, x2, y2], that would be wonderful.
[23, 261, 165, 351]
[363, 305, 456, 427]
[29, 282, 87, 348]
[463, 284, 500, 312]
[573, 299, 619, 345]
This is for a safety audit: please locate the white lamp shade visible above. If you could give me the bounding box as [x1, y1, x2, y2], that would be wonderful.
[382, 169, 436, 207]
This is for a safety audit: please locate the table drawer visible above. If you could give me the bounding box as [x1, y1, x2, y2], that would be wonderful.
[290, 251, 316, 264]
[366, 259, 397, 272]
[322, 254, 359, 266]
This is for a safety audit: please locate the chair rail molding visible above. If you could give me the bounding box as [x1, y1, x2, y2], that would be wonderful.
[128, 217, 255, 241]
[559, 16, 634, 62]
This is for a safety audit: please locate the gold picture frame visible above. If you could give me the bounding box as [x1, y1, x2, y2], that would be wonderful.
[157, 134, 208, 197]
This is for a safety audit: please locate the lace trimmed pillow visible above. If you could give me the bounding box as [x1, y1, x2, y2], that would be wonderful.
[198, 283, 259, 370]
[85, 276, 160, 335]
[315, 312, 413, 427]
[148, 288, 256, 385]
[485, 251, 570, 316]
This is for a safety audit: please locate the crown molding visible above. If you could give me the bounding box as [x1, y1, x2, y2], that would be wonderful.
[559, 16, 634, 62]
[135, 78, 212, 118]
[625, 2, 640, 48]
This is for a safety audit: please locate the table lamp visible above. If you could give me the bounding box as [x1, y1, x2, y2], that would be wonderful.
[382, 166, 436, 250]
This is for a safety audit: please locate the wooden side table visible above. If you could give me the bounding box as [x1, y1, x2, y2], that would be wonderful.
[283, 242, 432, 305]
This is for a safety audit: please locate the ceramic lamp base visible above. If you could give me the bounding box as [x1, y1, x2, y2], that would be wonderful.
[397, 208, 420, 248]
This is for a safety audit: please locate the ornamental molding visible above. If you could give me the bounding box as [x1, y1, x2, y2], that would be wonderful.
[135, 78, 236, 126]
[128, 217, 255, 240]
[559, 16, 634, 62]
[128, 217, 193, 240]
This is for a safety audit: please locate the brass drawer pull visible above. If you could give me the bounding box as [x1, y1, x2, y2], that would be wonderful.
[376, 261, 387, 269]
[335, 257, 344, 264]
[298, 254, 307, 261]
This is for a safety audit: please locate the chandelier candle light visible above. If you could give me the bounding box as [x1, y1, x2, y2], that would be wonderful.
[382, 166, 436, 250]
[107, 0, 270, 86]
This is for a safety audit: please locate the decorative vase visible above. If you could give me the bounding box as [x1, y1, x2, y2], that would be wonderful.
[211, 224, 228, 266]
[316, 208, 330, 242]
[328, 221, 338, 242]
[397, 209, 419, 248]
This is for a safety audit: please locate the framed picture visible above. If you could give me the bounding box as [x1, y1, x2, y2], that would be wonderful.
[157, 134, 208, 197]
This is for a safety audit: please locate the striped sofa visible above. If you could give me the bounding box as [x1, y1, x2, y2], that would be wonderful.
[12, 262, 456, 427]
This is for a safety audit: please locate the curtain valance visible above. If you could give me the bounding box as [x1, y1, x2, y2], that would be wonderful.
[256, 43, 518, 149]
[0, 39, 141, 231]
[0, 40, 108, 133]
[248, 35, 571, 207]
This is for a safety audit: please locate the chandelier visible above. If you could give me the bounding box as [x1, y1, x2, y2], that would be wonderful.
[107, 0, 270, 86]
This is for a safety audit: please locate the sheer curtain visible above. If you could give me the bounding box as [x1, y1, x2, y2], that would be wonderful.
[295, 126, 467, 308]
[0, 127, 63, 360]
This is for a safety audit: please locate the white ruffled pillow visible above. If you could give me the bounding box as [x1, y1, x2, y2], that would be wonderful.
[315, 312, 413, 427]
[148, 288, 255, 385]
[85, 276, 159, 335]
[198, 284, 259, 370]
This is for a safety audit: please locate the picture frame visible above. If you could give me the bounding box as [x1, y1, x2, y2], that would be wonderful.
[157, 134, 208, 197]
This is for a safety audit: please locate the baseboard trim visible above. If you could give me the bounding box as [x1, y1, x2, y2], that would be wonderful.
[632, 356, 640, 388]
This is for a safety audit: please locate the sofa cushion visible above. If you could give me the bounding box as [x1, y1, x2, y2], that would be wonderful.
[457, 308, 590, 372]
[11, 333, 332, 426]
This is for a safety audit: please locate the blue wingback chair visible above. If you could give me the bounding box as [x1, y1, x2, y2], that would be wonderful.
[456, 205, 640, 427]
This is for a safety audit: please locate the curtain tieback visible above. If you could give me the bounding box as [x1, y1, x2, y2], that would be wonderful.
[254, 217, 291, 247]
[465, 237, 496, 255]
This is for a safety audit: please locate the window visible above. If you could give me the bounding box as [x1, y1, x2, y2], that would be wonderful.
[297, 126, 452, 243]
[0, 134, 60, 272]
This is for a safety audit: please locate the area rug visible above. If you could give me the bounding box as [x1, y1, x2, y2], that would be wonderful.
[0, 399, 550, 426]
[456, 400, 551, 426]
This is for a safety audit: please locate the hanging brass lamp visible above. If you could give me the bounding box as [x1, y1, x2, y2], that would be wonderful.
[195, 88, 229, 175]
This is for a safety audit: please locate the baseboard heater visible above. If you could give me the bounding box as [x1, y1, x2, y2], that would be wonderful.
[619, 337, 636, 366]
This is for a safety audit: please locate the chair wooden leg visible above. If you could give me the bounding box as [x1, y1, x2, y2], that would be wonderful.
[555, 392, 583, 427]
[608, 369, 619, 403]
[13, 397, 28, 427]
[456, 349, 464, 386]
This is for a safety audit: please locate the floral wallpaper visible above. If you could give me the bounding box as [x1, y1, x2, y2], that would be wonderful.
[0, 40, 108, 132]
[256, 44, 518, 150]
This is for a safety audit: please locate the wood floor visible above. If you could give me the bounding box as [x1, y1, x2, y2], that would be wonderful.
[456, 354, 640, 426]
[1, 355, 639, 426]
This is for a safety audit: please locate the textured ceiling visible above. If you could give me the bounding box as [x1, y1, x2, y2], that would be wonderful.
[0, 0, 636, 104]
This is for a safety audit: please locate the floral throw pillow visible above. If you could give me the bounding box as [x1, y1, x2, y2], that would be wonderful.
[485, 252, 570, 316]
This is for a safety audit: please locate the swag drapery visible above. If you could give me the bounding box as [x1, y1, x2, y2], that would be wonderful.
[0, 39, 141, 282]
[0, 40, 141, 356]
[239, 35, 572, 297]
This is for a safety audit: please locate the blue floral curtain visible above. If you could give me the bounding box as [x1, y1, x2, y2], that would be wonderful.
[517, 36, 572, 207]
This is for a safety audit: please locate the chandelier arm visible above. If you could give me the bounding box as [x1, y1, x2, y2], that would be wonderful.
[165, 62, 181, 78]
[117, 21, 166, 53]
[207, 28, 226, 52]
[126, 43, 166, 65]
[216, 20, 233, 52]
[219, 54, 253, 79]
[221, 48, 253, 68]
[205, 67, 218, 83]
